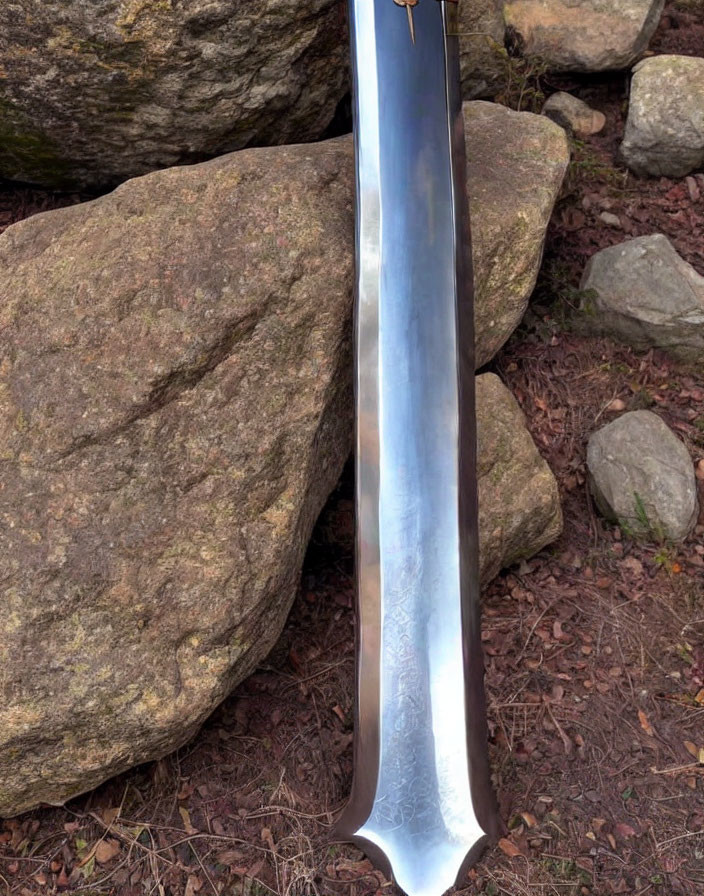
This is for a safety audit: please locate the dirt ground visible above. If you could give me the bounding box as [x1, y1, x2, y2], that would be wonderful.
[1, 4, 703, 895]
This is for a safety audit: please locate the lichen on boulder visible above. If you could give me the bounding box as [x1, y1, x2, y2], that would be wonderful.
[0, 0, 349, 189]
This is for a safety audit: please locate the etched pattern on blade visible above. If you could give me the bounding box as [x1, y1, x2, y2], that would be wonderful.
[339, 2, 493, 895]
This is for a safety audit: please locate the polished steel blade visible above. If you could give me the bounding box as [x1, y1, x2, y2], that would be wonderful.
[338, 2, 498, 895]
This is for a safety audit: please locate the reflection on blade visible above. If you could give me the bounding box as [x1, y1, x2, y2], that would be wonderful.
[338, 2, 499, 895]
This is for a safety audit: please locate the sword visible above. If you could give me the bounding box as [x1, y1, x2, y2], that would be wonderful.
[337, 2, 498, 894]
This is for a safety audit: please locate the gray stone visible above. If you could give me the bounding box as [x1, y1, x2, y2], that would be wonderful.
[621, 55, 704, 177]
[587, 411, 698, 542]
[0, 104, 566, 816]
[504, 0, 665, 72]
[477, 373, 563, 584]
[542, 92, 606, 137]
[0, 0, 348, 189]
[579, 234, 704, 362]
[466, 102, 571, 366]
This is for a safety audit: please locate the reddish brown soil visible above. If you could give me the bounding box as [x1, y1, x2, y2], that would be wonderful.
[1, 5, 703, 895]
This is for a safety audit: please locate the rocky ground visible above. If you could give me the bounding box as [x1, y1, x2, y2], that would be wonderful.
[1, 3, 703, 896]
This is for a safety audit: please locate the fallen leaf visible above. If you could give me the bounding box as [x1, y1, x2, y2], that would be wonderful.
[615, 822, 637, 839]
[622, 557, 643, 576]
[95, 838, 120, 865]
[695, 688, 704, 705]
[80, 856, 95, 879]
[177, 780, 195, 800]
[179, 806, 196, 834]
[638, 709, 654, 737]
[185, 874, 202, 896]
[216, 849, 245, 867]
[684, 741, 699, 759]
[261, 827, 276, 852]
[521, 812, 538, 828]
[101, 806, 121, 826]
[498, 837, 523, 858]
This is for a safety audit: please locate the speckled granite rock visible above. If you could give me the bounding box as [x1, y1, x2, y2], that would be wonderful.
[465, 102, 570, 366]
[587, 411, 698, 542]
[504, 0, 665, 71]
[458, 0, 507, 99]
[620, 55, 704, 177]
[0, 139, 355, 816]
[0, 102, 566, 815]
[0, 0, 348, 189]
[477, 373, 563, 584]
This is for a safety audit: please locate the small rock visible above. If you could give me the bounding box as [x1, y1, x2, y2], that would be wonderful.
[587, 411, 698, 542]
[599, 212, 622, 227]
[686, 176, 701, 202]
[503, 0, 665, 72]
[621, 55, 704, 177]
[542, 92, 607, 136]
[579, 234, 704, 362]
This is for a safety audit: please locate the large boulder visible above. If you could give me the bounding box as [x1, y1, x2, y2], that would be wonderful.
[0, 103, 565, 816]
[459, 0, 507, 99]
[620, 55, 704, 178]
[587, 411, 698, 542]
[0, 140, 356, 817]
[579, 234, 704, 363]
[466, 102, 570, 366]
[477, 373, 562, 584]
[0, 0, 348, 189]
[503, 0, 665, 72]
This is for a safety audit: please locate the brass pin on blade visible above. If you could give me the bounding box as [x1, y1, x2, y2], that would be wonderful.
[394, 0, 418, 45]
[406, 5, 415, 43]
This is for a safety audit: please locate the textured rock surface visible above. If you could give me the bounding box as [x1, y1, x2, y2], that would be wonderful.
[620, 55, 704, 177]
[504, 0, 665, 71]
[466, 102, 570, 366]
[542, 91, 606, 137]
[0, 0, 348, 189]
[0, 140, 355, 816]
[587, 411, 698, 542]
[477, 373, 563, 584]
[0, 102, 566, 815]
[458, 0, 506, 99]
[579, 234, 704, 362]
